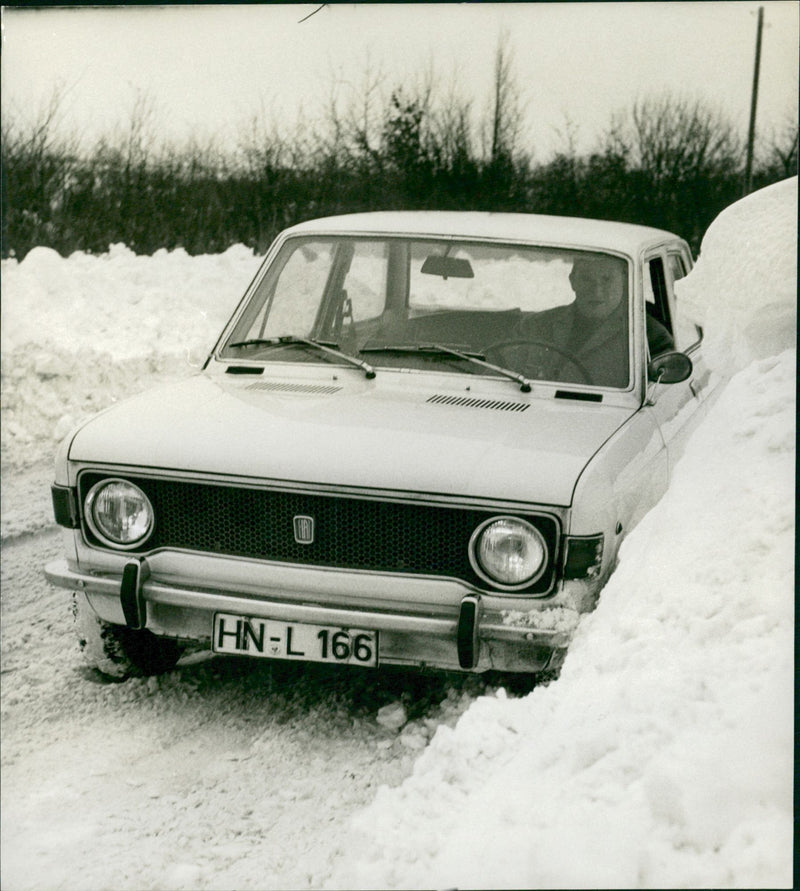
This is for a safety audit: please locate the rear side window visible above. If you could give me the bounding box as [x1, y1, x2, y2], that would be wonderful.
[667, 252, 686, 283]
[668, 250, 702, 350]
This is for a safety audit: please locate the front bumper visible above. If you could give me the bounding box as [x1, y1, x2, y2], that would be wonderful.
[45, 557, 575, 674]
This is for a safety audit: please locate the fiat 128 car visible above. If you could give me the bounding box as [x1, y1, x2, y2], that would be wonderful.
[46, 212, 713, 679]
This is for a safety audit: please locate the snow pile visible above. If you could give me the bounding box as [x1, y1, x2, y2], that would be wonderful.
[1, 242, 257, 360]
[1, 243, 259, 469]
[324, 180, 796, 889]
[677, 176, 797, 377]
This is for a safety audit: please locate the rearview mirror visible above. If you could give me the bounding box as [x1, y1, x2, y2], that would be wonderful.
[647, 351, 693, 384]
[421, 255, 474, 279]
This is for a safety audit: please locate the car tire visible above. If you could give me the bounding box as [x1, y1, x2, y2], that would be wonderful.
[73, 592, 183, 679]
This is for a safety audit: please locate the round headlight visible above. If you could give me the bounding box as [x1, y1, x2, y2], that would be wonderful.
[85, 479, 154, 549]
[470, 516, 547, 590]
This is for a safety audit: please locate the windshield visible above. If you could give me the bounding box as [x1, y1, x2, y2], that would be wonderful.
[220, 235, 631, 388]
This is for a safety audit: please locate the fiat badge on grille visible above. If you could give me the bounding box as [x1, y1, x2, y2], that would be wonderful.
[293, 515, 315, 545]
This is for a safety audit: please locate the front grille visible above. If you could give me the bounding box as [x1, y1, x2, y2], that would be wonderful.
[78, 472, 559, 594]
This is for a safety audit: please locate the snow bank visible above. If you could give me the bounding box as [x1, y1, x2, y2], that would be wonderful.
[1, 243, 259, 469]
[330, 351, 794, 891]
[1, 242, 257, 360]
[325, 181, 796, 889]
[677, 176, 797, 377]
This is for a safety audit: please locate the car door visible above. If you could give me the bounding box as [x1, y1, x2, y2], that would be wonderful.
[642, 247, 709, 474]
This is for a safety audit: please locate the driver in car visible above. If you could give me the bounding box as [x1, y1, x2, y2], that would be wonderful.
[514, 254, 673, 388]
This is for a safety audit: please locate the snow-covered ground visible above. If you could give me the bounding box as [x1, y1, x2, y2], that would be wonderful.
[0, 177, 795, 889]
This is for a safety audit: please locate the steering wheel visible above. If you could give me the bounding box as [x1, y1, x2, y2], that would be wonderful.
[486, 339, 593, 385]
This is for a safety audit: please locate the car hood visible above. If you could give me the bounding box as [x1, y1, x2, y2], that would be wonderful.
[67, 372, 637, 506]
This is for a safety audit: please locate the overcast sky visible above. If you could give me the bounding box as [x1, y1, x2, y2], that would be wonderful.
[2, 2, 798, 160]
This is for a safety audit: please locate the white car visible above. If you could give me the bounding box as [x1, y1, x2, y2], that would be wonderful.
[46, 212, 714, 679]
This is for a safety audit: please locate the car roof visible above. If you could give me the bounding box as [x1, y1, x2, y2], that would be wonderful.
[282, 211, 684, 257]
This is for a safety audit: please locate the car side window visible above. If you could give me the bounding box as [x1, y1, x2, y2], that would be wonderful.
[644, 256, 676, 359]
[667, 250, 703, 351]
[645, 257, 672, 330]
[667, 252, 686, 284]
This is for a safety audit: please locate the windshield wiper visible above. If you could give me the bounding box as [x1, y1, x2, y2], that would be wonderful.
[360, 343, 532, 393]
[227, 336, 376, 380]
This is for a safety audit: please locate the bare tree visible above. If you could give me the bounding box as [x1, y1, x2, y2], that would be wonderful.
[1, 85, 82, 256]
[760, 111, 799, 180]
[485, 30, 525, 166]
[608, 94, 742, 188]
[237, 99, 288, 178]
[319, 54, 388, 171]
[600, 93, 743, 245]
[431, 84, 475, 175]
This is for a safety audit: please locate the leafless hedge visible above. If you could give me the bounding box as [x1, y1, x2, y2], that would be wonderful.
[2, 57, 795, 260]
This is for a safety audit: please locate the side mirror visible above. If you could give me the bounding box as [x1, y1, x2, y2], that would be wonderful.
[647, 351, 693, 384]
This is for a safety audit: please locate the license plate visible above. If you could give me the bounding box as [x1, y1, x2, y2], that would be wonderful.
[212, 612, 378, 667]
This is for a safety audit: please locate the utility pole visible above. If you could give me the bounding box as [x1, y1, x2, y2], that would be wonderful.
[744, 6, 764, 195]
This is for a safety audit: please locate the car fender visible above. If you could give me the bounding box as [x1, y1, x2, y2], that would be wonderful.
[569, 407, 668, 574]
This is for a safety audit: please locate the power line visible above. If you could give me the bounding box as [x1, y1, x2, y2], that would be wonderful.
[298, 5, 327, 25]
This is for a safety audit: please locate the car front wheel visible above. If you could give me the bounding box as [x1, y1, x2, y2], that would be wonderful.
[73, 592, 183, 679]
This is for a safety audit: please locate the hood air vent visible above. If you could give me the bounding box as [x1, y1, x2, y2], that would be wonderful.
[246, 381, 343, 395]
[427, 394, 529, 413]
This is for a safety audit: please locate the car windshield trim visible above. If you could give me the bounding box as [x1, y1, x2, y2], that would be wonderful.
[360, 342, 533, 392]
[228, 336, 376, 379]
